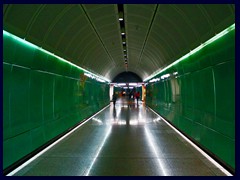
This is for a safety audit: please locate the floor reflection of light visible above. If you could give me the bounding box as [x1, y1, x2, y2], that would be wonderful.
[85, 126, 112, 176]
[116, 107, 121, 117]
[7, 105, 110, 176]
[92, 118, 103, 124]
[111, 105, 124, 125]
[144, 127, 168, 176]
[153, 117, 161, 123]
[129, 119, 138, 125]
[148, 107, 233, 176]
[112, 119, 126, 125]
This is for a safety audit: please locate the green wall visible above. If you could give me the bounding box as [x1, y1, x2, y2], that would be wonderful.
[3, 32, 109, 170]
[146, 30, 235, 171]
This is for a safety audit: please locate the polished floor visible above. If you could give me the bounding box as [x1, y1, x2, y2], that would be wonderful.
[12, 97, 228, 176]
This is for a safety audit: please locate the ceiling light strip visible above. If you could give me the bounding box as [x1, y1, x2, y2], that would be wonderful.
[3, 30, 110, 83]
[144, 23, 235, 82]
[118, 4, 128, 70]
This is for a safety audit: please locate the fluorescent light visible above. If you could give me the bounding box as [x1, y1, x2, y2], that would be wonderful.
[119, 18, 123, 21]
[84, 73, 106, 83]
[40, 48, 54, 56]
[84, 73, 93, 78]
[160, 73, 170, 79]
[117, 83, 126, 86]
[96, 78, 105, 83]
[144, 23, 235, 82]
[3, 31, 38, 49]
[204, 23, 235, 46]
[3, 30, 110, 83]
[3, 30, 11, 36]
[189, 44, 204, 55]
[129, 83, 137, 86]
[149, 78, 160, 83]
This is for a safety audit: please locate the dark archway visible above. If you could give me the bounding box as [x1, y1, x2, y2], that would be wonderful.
[112, 71, 142, 83]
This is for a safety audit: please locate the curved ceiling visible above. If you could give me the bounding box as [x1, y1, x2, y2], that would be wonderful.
[3, 4, 235, 82]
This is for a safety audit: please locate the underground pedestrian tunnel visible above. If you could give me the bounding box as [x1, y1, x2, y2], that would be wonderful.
[3, 4, 235, 176]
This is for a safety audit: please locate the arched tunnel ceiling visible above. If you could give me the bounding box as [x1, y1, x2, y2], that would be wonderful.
[3, 4, 235, 82]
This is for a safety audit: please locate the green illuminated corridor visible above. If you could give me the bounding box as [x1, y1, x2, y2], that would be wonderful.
[3, 4, 235, 176]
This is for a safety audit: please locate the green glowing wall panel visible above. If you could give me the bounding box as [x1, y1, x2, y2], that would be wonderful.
[10, 66, 31, 137]
[3, 33, 109, 170]
[146, 30, 235, 170]
[3, 64, 11, 140]
[29, 71, 43, 129]
[42, 73, 54, 123]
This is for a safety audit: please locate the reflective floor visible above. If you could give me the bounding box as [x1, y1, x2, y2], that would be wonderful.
[13, 97, 227, 176]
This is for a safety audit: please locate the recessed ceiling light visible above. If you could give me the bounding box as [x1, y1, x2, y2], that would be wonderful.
[119, 18, 123, 21]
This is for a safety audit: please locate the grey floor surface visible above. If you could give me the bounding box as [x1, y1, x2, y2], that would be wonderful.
[13, 97, 228, 176]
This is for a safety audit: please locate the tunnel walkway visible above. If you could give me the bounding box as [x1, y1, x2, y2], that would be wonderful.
[10, 97, 229, 176]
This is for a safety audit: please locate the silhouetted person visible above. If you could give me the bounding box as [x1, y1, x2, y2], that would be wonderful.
[113, 106, 116, 120]
[112, 93, 117, 106]
[136, 91, 140, 105]
[128, 91, 132, 100]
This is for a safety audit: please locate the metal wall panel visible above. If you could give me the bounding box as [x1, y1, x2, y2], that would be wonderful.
[29, 71, 43, 129]
[3, 64, 12, 140]
[146, 30, 235, 170]
[10, 66, 31, 137]
[3, 33, 109, 170]
[214, 61, 235, 138]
